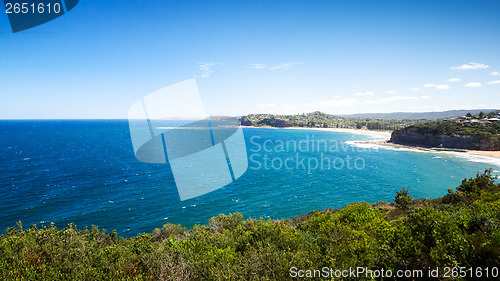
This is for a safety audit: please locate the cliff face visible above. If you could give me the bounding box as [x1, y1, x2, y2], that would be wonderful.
[240, 119, 253, 126]
[390, 127, 497, 150]
[256, 118, 292, 127]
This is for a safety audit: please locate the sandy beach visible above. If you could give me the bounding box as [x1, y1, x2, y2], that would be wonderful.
[242, 126, 392, 137]
[468, 150, 500, 159]
[361, 140, 500, 160]
[243, 126, 500, 160]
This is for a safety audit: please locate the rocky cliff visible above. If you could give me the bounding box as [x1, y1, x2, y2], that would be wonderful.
[391, 127, 499, 150]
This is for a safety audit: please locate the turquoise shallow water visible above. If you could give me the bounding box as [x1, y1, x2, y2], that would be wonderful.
[1, 120, 499, 236]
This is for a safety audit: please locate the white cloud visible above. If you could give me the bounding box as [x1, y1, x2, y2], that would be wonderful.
[385, 90, 396, 94]
[447, 78, 461, 82]
[492, 72, 500, 76]
[257, 103, 277, 107]
[436, 84, 450, 90]
[450, 62, 490, 70]
[465, 82, 482, 87]
[424, 84, 449, 90]
[195, 62, 222, 78]
[248, 62, 301, 70]
[486, 80, 500, 85]
[304, 94, 431, 111]
[305, 98, 358, 108]
[354, 91, 375, 96]
[248, 64, 267, 70]
[268, 62, 302, 70]
[409, 88, 422, 91]
[423, 84, 449, 90]
[365, 95, 429, 105]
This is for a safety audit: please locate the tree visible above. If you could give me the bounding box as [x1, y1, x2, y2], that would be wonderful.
[395, 187, 413, 211]
[456, 168, 498, 196]
[466, 112, 472, 117]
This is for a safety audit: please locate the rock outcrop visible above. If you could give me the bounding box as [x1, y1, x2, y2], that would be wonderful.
[391, 127, 498, 150]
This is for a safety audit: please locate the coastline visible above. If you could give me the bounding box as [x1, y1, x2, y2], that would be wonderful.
[468, 150, 500, 159]
[359, 140, 500, 160]
[242, 126, 392, 138]
[242, 125, 500, 162]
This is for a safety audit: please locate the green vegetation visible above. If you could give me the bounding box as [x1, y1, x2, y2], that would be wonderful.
[393, 119, 500, 150]
[242, 111, 428, 131]
[395, 187, 413, 211]
[1, 170, 500, 280]
[405, 110, 500, 136]
[464, 110, 499, 120]
[408, 121, 500, 136]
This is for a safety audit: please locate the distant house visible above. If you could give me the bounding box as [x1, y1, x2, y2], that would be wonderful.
[487, 118, 500, 122]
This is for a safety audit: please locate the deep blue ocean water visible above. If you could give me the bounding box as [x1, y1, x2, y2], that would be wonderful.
[1, 120, 499, 236]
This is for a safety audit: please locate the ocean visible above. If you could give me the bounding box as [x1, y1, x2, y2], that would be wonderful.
[1, 120, 499, 236]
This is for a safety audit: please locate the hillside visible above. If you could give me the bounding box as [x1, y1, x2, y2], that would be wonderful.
[241, 110, 500, 131]
[241, 111, 428, 131]
[390, 118, 500, 150]
[1, 170, 499, 280]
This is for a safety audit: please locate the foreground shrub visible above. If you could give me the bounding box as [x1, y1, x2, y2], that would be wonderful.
[1, 170, 499, 280]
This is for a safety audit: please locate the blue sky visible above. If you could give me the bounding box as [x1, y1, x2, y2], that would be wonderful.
[1, 0, 500, 118]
